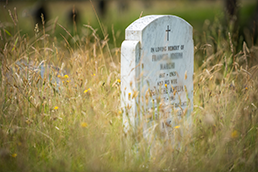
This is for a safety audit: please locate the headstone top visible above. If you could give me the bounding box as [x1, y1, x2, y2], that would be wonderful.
[126, 15, 192, 32]
[125, 15, 193, 43]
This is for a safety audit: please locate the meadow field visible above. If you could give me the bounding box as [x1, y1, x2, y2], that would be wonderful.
[0, 0, 258, 171]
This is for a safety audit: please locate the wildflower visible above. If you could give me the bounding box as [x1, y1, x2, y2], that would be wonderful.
[174, 125, 180, 129]
[117, 79, 121, 83]
[54, 106, 59, 110]
[118, 110, 122, 115]
[81, 122, 88, 128]
[231, 130, 239, 138]
[128, 92, 131, 99]
[57, 75, 61, 78]
[245, 87, 248, 90]
[84, 88, 91, 94]
[165, 84, 167, 87]
[12, 153, 17, 158]
[66, 80, 70, 83]
[64, 75, 69, 79]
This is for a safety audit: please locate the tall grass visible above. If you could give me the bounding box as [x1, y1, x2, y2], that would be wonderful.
[1, 6, 258, 172]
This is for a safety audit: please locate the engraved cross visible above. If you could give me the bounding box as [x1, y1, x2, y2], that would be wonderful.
[166, 25, 171, 41]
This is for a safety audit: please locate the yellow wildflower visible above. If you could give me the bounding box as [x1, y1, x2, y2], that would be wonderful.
[81, 122, 88, 128]
[231, 130, 239, 138]
[64, 75, 69, 79]
[54, 106, 59, 110]
[12, 153, 17, 158]
[174, 125, 180, 129]
[165, 84, 167, 87]
[84, 88, 91, 94]
[117, 79, 121, 83]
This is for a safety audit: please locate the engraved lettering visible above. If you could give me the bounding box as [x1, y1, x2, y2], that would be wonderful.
[171, 79, 177, 84]
[168, 45, 180, 51]
[157, 81, 163, 86]
[155, 47, 166, 52]
[174, 86, 184, 92]
[160, 88, 168, 94]
[169, 71, 177, 77]
[159, 73, 165, 78]
[160, 63, 175, 70]
[169, 85, 183, 92]
[150, 47, 167, 53]
[152, 54, 168, 62]
[170, 52, 183, 59]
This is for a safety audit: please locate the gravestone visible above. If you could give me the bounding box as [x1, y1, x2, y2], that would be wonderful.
[121, 15, 193, 137]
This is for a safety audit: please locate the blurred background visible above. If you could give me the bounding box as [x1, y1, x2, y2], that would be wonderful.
[0, 0, 257, 48]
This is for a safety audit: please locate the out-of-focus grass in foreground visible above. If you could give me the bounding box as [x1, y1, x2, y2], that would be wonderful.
[1, 3, 258, 172]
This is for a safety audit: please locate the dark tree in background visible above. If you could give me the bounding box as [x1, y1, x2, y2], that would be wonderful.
[97, 0, 107, 18]
[251, 0, 258, 45]
[225, 0, 238, 20]
[224, 0, 238, 33]
[225, 0, 258, 46]
[30, 2, 48, 27]
[118, 0, 129, 13]
[67, 6, 79, 25]
[22, 1, 48, 28]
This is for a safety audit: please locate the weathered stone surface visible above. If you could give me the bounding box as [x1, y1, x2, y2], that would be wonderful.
[121, 15, 194, 136]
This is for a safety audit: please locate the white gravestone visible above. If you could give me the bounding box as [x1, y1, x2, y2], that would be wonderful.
[121, 15, 193, 137]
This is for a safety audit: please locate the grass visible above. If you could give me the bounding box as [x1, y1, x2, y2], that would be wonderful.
[1, 1, 258, 172]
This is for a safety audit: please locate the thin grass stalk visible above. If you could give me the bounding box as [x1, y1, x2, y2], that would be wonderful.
[90, 0, 114, 64]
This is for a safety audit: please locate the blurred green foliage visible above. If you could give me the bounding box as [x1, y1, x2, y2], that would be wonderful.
[0, 0, 257, 48]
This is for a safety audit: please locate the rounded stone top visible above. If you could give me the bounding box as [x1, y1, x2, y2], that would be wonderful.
[126, 15, 192, 32]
